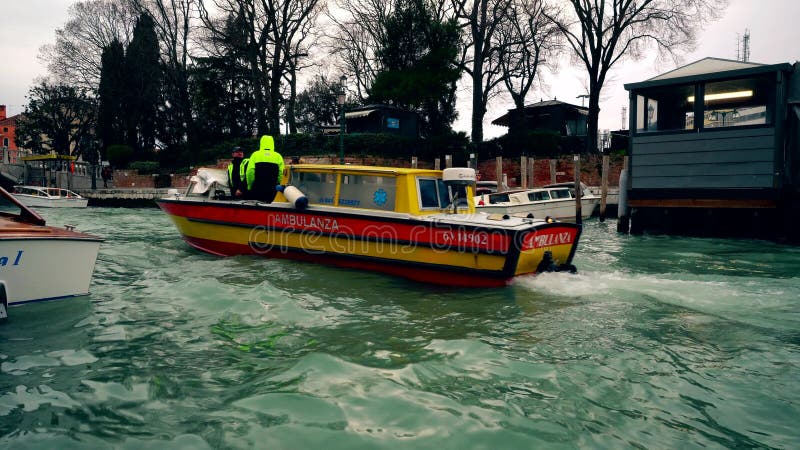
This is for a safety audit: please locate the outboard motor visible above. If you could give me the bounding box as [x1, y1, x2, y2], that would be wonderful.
[442, 168, 476, 213]
[536, 251, 578, 274]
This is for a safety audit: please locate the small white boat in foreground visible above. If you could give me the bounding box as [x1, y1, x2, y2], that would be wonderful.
[475, 182, 600, 221]
[0, 187, 101, 319]
[12, 185, 89, 208]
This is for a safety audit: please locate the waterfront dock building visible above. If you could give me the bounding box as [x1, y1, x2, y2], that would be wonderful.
[622, 57, 800, 240]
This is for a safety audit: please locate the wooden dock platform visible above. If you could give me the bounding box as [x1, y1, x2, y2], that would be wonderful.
[74, 188, 173, 207]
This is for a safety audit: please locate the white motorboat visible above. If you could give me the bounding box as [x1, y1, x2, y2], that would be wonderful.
[12, 185, 89, 208]
[0, 186, 102, 319]
[475, 182, 600, 221]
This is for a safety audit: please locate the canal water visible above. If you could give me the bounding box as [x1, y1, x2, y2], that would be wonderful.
[1, 207, 799, 449]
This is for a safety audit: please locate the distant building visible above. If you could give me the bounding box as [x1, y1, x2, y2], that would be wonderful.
[492, 99, 588, 137]
[344, 104, 420, 138]
[622, 57, 800, 240]
[0, 105, 20, 151]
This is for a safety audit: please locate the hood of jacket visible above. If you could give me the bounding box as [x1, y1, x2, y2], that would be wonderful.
[259, 135, 274, 152]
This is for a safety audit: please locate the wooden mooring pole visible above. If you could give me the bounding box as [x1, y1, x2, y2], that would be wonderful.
[496, 156, 503, 191]
[617, 156, 630, 233]
[574, 155, 582, 225]
[599, 154, 609, 222]
[520, 156, 528, 189]
[529, 157, 535, 188]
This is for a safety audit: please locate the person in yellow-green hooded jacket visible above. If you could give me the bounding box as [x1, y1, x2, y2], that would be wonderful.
[245, 135, 285, 203]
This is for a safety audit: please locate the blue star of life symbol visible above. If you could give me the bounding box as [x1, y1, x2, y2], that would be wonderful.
[373, 188, 387, 206]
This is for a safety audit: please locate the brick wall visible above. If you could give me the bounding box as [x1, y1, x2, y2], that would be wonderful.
[110, 154, 623, 189]
[477, 155, 624, 187]
[111, 170, 195, 188]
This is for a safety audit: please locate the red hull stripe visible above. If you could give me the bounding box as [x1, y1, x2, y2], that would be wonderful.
[184, 236, 511, 287]
[188, 217, 510, 256]
[158, 200, 513, 253]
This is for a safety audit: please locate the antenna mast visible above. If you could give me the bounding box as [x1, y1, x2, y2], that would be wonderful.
[742, 29, 750, 62]
[737, 29, 751, 62]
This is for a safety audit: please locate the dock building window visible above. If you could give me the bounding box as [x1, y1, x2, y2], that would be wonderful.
[700, 75, 773, 128]
[635, 84, 694, 133]
[635, 75, 775, 134]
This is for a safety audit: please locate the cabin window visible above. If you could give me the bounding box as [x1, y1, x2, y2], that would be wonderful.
[528, 191, 551, 202]
[550, 189, 571, 199]
[701, 75, 774, 128]
[338, 175, 397, 210]
[635, 84, 695, 133]
[294, 171, 336, 205]
[417, 178, 450, 209]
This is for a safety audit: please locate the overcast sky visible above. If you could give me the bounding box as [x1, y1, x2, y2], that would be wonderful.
[1, 0, 798, 140]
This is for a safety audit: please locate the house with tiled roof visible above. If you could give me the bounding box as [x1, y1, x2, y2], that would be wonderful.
[492, 99, 588, 137]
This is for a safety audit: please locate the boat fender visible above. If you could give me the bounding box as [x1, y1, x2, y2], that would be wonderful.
[526, 213, 534, 218]
[545, 216, 555, 223]
[281, 185, 309, 210]
[502, 214, 510, 220]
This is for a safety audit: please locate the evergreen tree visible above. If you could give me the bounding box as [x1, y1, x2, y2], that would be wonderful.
[97, 39, 127, 160]
[370, 0, 461, 138]
[190, 12, 256, 144]
[16, 82, 95, 157]
[294, 76, 341, 133]
[124, 13, 160, 156]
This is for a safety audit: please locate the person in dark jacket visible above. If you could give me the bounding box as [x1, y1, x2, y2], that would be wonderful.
[245, 136, 284, 203]
[227, 147, 246, 197]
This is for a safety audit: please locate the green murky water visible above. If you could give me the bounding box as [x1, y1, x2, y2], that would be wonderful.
[1, 207, 799, 448]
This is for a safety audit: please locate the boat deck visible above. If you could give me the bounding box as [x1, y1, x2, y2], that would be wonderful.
[0, 216, 100, 240]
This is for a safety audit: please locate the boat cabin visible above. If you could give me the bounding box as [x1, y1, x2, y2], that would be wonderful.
[480, 186, 577, 205]
[286, 165, 474, 215]
[183, 165, 476, 215]
[13, 186, 81, 198]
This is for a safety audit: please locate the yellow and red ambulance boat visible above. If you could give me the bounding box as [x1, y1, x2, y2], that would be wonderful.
[156, 165, 581, 287]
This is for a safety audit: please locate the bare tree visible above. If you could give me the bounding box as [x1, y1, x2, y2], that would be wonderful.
[200, 0, 322, 135]
[450, 0, 512, 143]
[496, 0, 561, 131]
[38, 0, 137, 90]
[546, 0, 726, 153]
[326, 0, 398, 102]
[266, 0, 325, 134]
